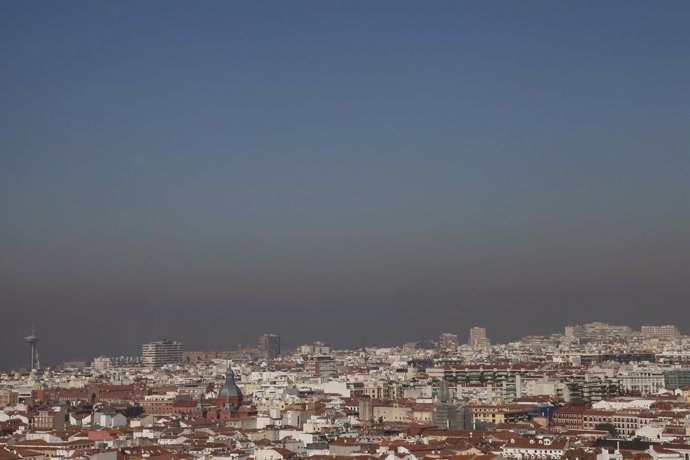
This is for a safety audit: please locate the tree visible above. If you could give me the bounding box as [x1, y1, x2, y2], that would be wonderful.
[595, 423, 616, 436]
[122, 406, 145, 418]
[565, 399, 589, 408]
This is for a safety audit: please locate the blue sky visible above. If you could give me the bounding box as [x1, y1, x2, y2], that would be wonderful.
[1, 1, 689, 368]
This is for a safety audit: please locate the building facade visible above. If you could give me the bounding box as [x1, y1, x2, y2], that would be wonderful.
[664, 368, 690, 390]
[439, 333, 459, 350]
[469, 327, 490, 349]
[142, 340, 183, 368]
[641, 325, 680, 340]
[259, 334, 281, 360]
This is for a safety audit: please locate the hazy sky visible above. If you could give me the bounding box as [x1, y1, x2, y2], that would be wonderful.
[1, 1, 689, 370]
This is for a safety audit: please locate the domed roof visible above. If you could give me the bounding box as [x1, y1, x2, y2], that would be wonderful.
[218, 366, 242, 411]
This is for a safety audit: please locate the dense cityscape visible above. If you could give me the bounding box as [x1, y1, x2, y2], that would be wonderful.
[3, 3, 689, 460]
[3, 323, 690, 460]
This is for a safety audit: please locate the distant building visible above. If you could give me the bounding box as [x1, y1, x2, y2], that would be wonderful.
[299, 341, 331, 355]
[93, 406, 127, 428]
[183, 350, 235, 363]
[641, 325, 680, 340]
[258, 333, 281, 360]
[469, 327, 490, 349]
[564, 326, 576, 339]
[358, 398, 374, 423]
[403, 341, 417, 353]
[92, 356, 112, 371]
[304, 355, 337, 377]
[471, 404, 530, 425]
[565, 322, 632, 342]
[438, 333, 459, 350]
[431, 378, 471, 429]
[664, 368, 690, 390]
[618, 368, 665, 395]
[35, 408, 66, 431]
[141, 394, 175, 416]
[92, 355, 142, 370]
[0, 389, 19, 408]
[142, 340, 182, 368]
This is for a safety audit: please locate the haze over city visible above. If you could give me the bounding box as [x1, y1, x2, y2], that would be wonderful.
[1, 1, 689, 370]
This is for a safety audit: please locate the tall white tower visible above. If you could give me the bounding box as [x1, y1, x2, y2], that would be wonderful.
[23, 327, 40, 370]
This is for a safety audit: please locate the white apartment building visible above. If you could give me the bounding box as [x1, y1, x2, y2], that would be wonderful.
[617, 368, 665, 395]
[641, 325, 680, 340]
[142, 340, 183, 368]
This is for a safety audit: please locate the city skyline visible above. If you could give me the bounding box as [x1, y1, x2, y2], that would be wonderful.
[6, 321, 687, 371]
[2, 3, 690, 459]
[2, 2, 689, 370]
[4, 318, 690, 459]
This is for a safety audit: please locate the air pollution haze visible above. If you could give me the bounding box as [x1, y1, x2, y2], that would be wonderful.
[1, 1, 689, 370]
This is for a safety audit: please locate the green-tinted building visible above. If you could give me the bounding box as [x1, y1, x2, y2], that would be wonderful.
[664, 368, 690, 390]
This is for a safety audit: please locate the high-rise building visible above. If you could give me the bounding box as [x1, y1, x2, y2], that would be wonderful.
[564, 326, 575, 338]
[438, 333, 459, 350]
[641, 325, 680, 340]
[469, 327, 490, 349]
[258, 333, 281, 360]
[142, 339, 183, 368]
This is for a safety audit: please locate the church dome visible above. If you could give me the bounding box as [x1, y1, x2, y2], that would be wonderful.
[218, 367, 243, 411]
